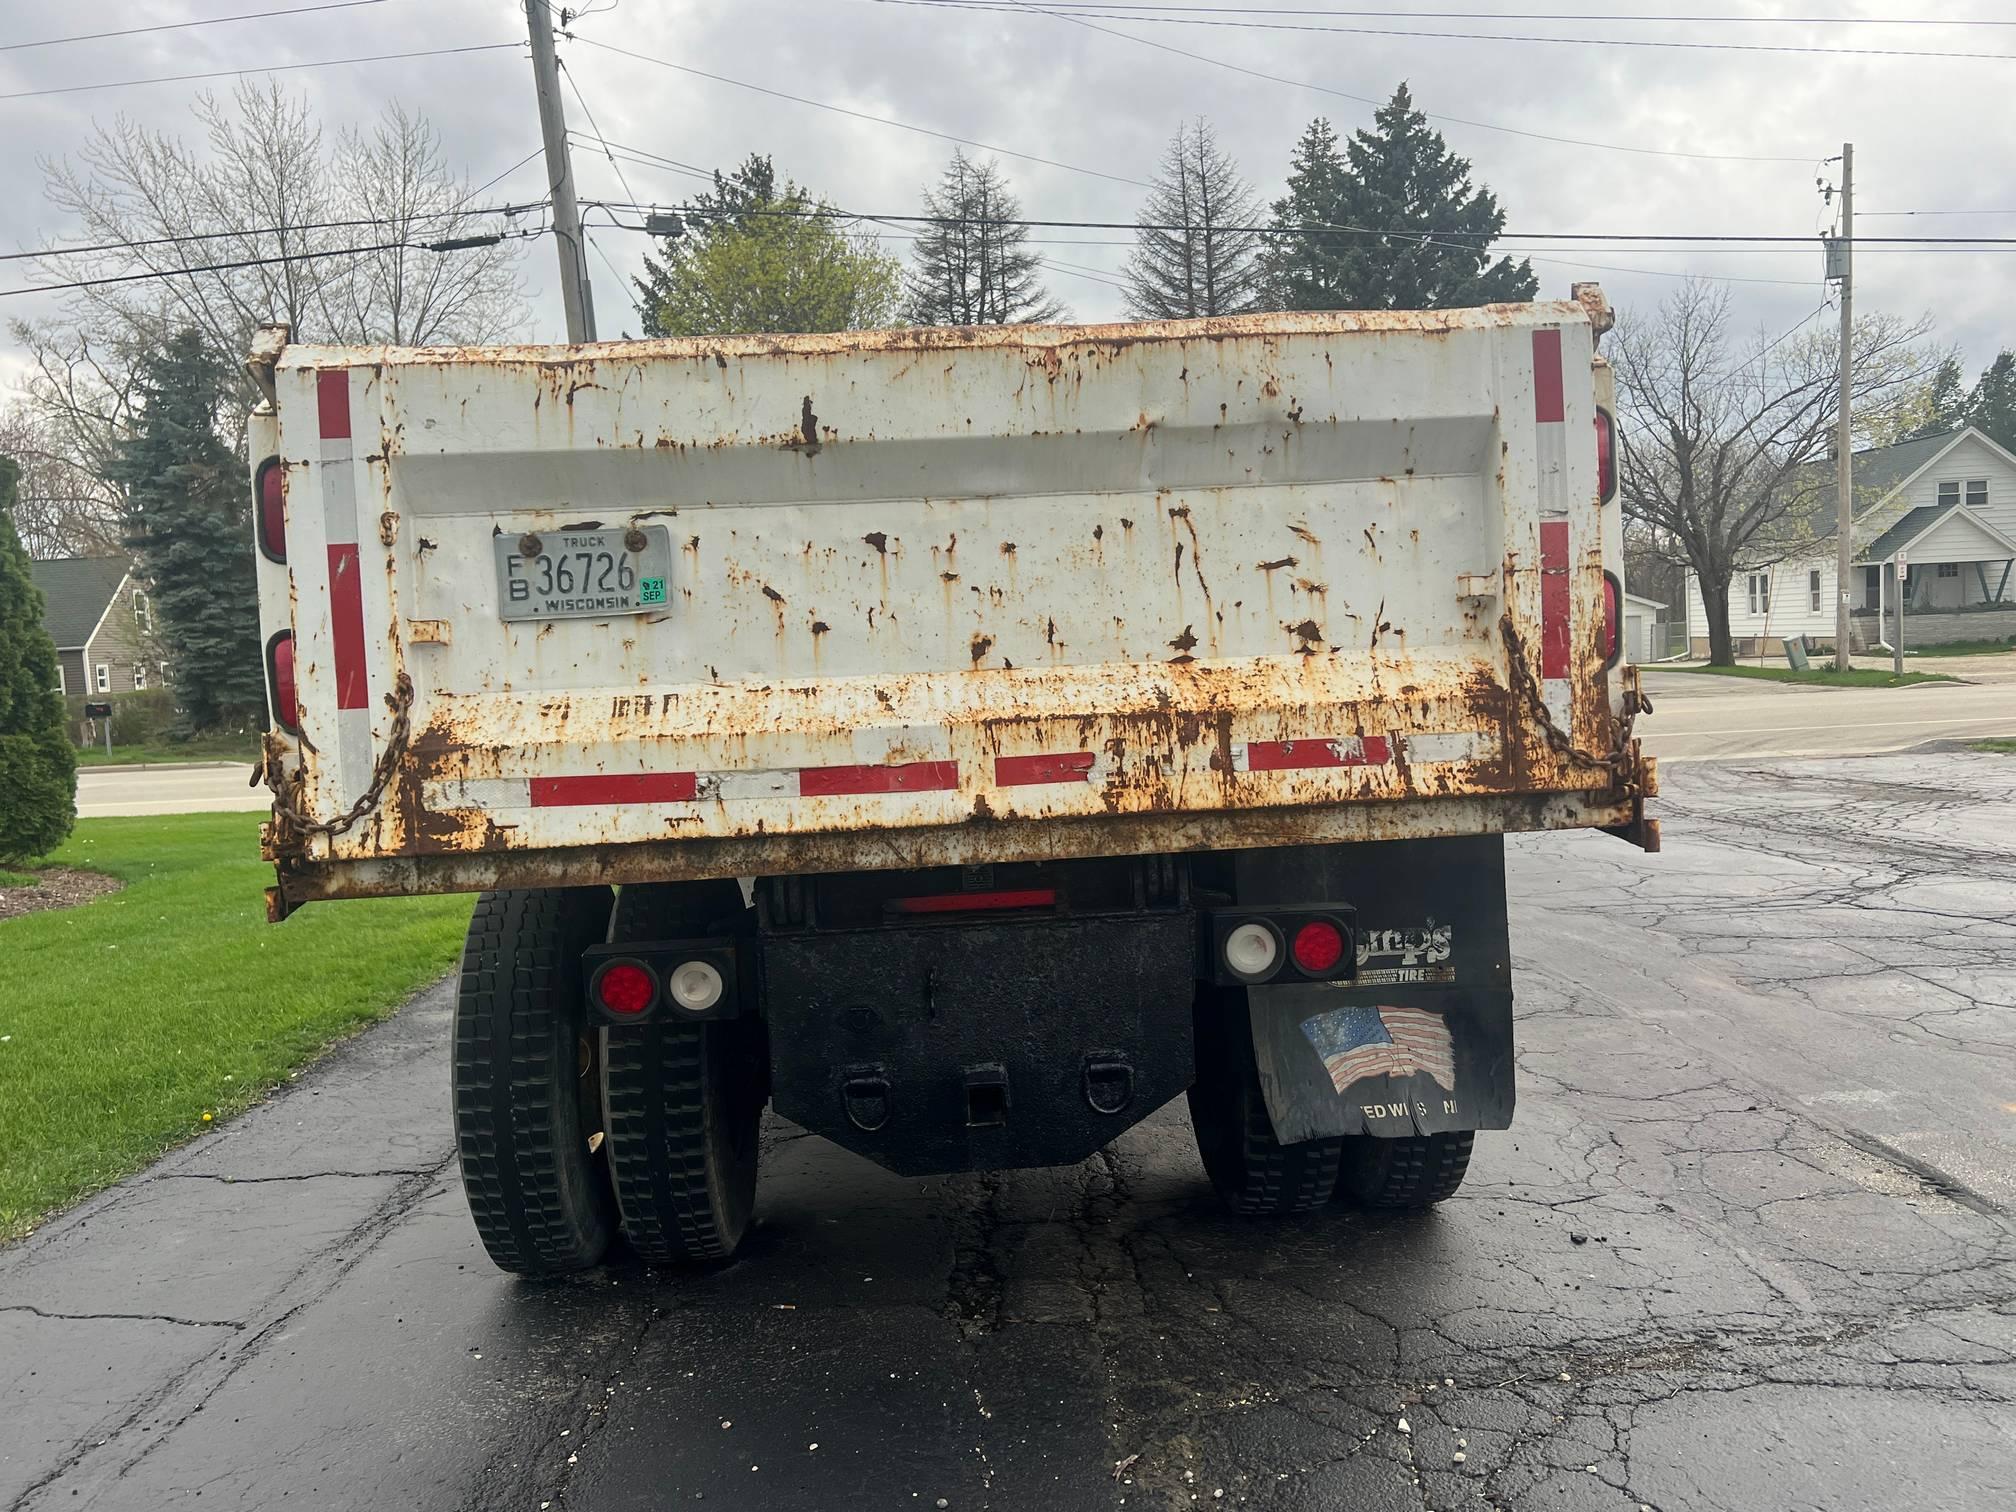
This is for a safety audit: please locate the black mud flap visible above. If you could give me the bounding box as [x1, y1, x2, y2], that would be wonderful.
[1229, 833, 1515, 1144]
[1248, 983, 1514, 1142]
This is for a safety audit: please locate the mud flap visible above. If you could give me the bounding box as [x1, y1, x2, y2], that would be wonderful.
[1249, 984, 1514, 1143]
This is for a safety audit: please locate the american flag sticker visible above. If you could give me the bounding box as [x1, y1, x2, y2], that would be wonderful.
[1300, 1005, 1458, 1096]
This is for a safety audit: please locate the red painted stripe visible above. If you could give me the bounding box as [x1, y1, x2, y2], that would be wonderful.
[530, 772, 699, 807]
[889, 889, 1059, 915]
[1244, 736, 1393, 772]
[799, 760, 959, 798]
[327, 542, 369, 710]
[996, 752, 1096, 786]
[1531, 328, 1565, 424]
[1540, 519, 1572, 679]
[316, 369, 352, 440]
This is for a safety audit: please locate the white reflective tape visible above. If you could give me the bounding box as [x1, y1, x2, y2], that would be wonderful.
[1401, 732, 1492, 765]
[700, 769, 799, 802]
[423, 778, 533, 809]
[1535, 421, 1569, 519]
[1543, 677, 1573, 736]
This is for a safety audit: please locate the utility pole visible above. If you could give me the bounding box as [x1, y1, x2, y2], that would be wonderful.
[1831, 142, 1854, 671]
[525, 0, 596, 342]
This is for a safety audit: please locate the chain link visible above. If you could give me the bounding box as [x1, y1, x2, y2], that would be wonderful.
[261, 672, 414, 861]
[1498, 613, 1652, 795]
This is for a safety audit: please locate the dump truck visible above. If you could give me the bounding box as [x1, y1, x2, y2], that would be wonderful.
[244, 289, 1656, 1277]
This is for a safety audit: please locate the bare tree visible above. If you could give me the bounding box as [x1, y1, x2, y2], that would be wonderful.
[1612, 280, 1934, 665]
[905, 151, 1065, 326]
[1123, 118, 1262, 319]
[0, 402, 124, 558]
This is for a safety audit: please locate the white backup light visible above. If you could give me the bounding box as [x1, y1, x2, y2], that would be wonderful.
[667, 960, 726, 1013]
[1224, 922, 1281, 981]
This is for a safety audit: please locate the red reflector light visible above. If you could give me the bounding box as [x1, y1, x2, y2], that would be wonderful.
[889, 888, 1059, 915]
[1291, 920, 1346, 975]
[255, 457, 286, 562]
[266, 630, 298, 733]
[1602, 572, 1622, 667]
[594, 962, 655, 1016]
[1594, 409, 1616, 505]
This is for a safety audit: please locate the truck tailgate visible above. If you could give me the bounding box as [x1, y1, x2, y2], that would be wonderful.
[249, 303, 1652, 903]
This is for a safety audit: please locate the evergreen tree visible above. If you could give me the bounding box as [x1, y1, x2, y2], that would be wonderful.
[0, 456, 77, 864]
[1123, 118, 1263, 319]
[905, 151, 1065, 326]
[1264, 86, 1537, 311]
[110, 331, 265, 733]
[1963, 351, 2016, 454]
[633, 155, 902, 337]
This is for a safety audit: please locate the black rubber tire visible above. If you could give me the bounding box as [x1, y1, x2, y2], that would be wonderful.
[1335, 1132, 1474, 1209]
[453, 886, 617, 1276]
[601, 881, 764, 1264]
[1187, 984, 1343, 1216]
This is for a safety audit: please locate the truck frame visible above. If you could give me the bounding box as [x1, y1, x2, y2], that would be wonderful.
[246, 291, 1655, 1275]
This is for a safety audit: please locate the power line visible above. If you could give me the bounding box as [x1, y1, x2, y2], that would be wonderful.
[888, 0, 2016, 56]
[568, 36, 1153, 188]
[0, 42, 522, 103]
[1, 0, 394, 53]
[901, 2, 2016, 24]
[1, 227, 544, 300]
[967, 0, 1815, 162]
[556, 57, 643, 208]
[8, 201, 549, 264]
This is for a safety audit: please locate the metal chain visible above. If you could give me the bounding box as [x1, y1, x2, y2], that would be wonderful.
[260, 672, 414, 859]
[1499, 613, 1653, 793]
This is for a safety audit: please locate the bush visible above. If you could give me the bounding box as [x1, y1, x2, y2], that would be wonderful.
[64, 687, 178, 748]
[0, 458, 77, 863]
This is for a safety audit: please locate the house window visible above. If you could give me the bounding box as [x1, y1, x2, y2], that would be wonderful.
[1864, 565, 1882, 608]
[1937, 562, 1960, 579]
[1809, 569, 1822, 613]
[133, 663, 148, 691]
[1967, 480, 1988, 509]
[94, 663, 109, 693]
[56, 663, 67, 695]
[132, 589, 150, 632]
[1939, 480, 1959, 507]
[1747, 572, 1771, 615]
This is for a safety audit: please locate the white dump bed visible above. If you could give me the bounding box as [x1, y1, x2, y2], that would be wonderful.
[247, 301, 1653, 909]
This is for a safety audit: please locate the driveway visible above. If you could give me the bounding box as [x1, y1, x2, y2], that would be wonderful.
[5, 751, 2012, 1511]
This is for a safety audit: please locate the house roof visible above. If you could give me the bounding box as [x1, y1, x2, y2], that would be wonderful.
[1859, 501, 2016, 565]
[1624, 591, 1666, 610]
[27, 556, 131, 649]
[1794, 429, 1962, 527]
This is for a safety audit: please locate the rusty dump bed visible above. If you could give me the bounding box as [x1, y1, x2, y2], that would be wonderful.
[246, 301, 1655, 912]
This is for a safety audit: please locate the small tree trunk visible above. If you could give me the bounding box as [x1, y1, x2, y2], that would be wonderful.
[1700, 573, 1736, 665]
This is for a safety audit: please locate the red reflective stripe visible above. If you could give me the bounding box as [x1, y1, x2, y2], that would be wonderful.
[316, 369, 351, 440]
[995, 752, 1095, 786]
[889, 889, 1058, 915]
[327, 543, 368, 710]
[798, 760, 958, 797]
[530, 773, 699, 806]
[1540, 520, 1572, 679]
[1532, 328, 1564, 424]
[1244, 736, 1392, 771]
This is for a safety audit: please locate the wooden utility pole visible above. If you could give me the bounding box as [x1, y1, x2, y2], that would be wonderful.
[525, 0, 596, 342]
[1832, 143, 1854, 671]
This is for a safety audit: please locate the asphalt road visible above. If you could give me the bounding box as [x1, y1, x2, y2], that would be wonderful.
[74, 763, 265, 818]
[6, 749, 2013, 1511]
[1636, 664, 2016, 762]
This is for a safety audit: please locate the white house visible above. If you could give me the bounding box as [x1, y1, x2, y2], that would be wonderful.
[1682, 426, 2016, 656]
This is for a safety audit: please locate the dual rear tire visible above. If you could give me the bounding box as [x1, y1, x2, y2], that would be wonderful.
[452, 884, 762, 1277]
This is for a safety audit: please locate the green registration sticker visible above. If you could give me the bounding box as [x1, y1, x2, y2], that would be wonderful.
[639, 577, 666, 605]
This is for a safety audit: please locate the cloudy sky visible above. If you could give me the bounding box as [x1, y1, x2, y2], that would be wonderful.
[4, 0, 2013, 373]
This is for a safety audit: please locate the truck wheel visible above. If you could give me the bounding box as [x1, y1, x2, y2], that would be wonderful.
[601, 881, 763, 1263]
[453, 886, 618, 1276]
[1187, 984, 1343, 1216]
[1335, 1132, 1473, 1209]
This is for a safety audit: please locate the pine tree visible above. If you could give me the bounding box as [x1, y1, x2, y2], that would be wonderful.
[1123, 118, 1263, 319]
[0, 456, 77, 864]
[905, 151, 1065, 326]
[110, 331, 265, 733]
[1264, 86, 1537, 311]
[632, 155, 902, 337]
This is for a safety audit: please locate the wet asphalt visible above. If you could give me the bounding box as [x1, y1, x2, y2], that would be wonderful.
[4, 750, 2014, 1511]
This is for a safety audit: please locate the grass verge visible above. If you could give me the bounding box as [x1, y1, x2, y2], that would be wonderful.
[1969, 738, 2016, 754]
[1898, 639, 2016, 658]
[75, 735, 262, 768]
[0, 868, 34, 888]
[0, 813, 472, 1240]
[1678, 664, 1960, 689]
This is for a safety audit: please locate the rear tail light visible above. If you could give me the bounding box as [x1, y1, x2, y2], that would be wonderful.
[265, 630, 299, 733]
[1223, 921, 1284, 982]
[666, 959, 725, 1014]
[1291, 920, 1346, 975]
[1206, 909, 1355, 985]
[1602, 571, 1623, 669]
[255, 456, 286, 562]
[1594, 408, 1617, 505]
[592, 959, 657, 1017]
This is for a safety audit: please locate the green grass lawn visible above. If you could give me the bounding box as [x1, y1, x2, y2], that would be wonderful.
[1970, 738, 2016, 754]
[1900, 639, 2016, 659]
[1679, 664, 1960, 689]
[0, 813, 472, 1240]
[74, 733, 263, 768]
[0, 868, 34, 888]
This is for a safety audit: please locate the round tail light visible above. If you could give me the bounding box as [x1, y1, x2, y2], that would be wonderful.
[667, 960, 725, 1014]
[594, 961, 656, 1016]
[1291, 920, 1346, 976]
[1224, 921, 1282, 982]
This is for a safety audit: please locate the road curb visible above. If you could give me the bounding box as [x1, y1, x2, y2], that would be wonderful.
[77, 760, 253, 774]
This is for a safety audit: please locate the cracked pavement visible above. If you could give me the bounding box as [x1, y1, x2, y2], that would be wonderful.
[4, 750, 2014, 1511]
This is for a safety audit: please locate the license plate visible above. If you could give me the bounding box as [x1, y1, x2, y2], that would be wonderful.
[494, 526, 672, 622]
